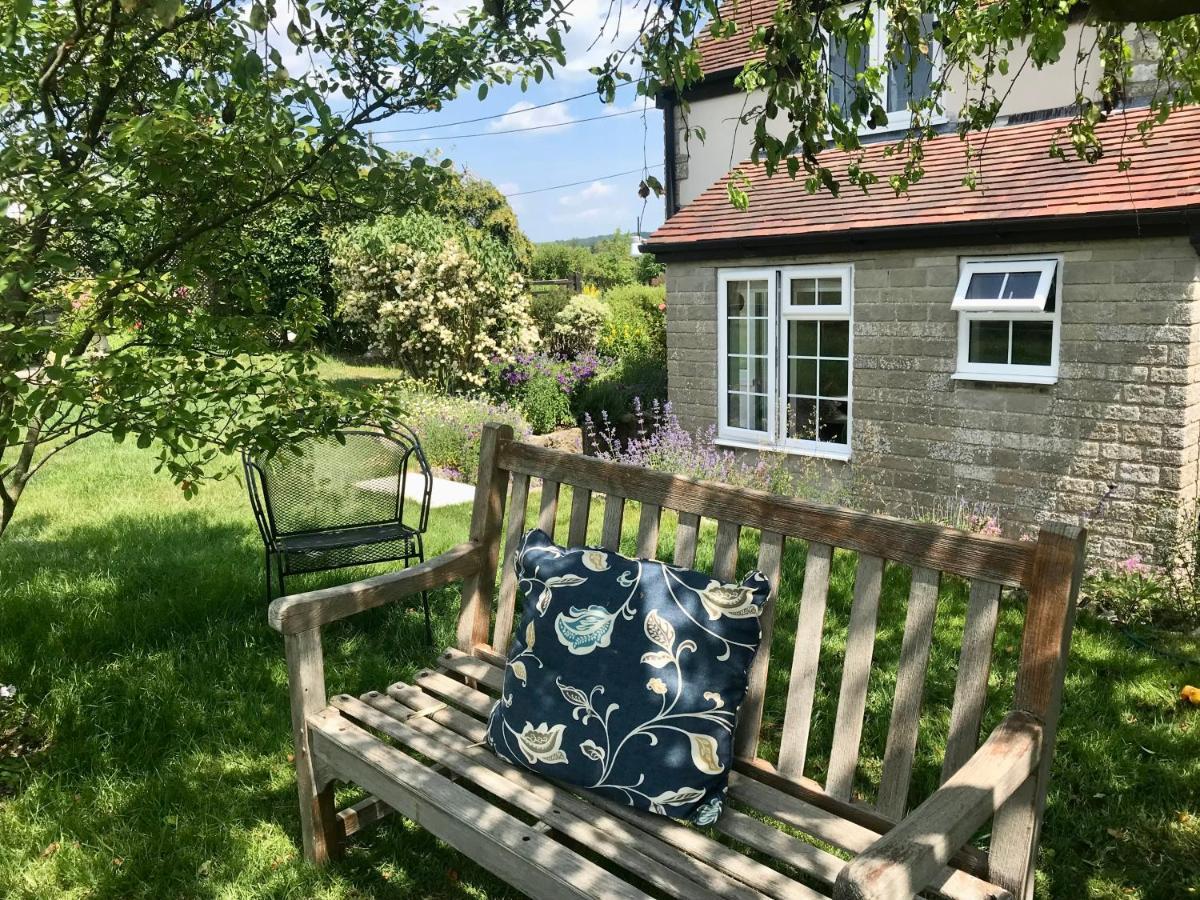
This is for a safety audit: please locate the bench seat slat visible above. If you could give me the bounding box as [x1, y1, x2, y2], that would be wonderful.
[306, 709, 645, 900]
[712, 519, 741, 582]
[674, 512, 700, 568]
[636, 503, 661, 558]
[568, 486, 592, 546]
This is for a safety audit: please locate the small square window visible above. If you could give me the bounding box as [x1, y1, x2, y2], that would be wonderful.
[952, 259, 1057, 313]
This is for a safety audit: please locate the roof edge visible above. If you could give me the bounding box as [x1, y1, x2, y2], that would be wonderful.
[642, 207, 1200, 259]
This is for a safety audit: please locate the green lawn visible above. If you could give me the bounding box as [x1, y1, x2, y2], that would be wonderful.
[1, 368, 1198, 898]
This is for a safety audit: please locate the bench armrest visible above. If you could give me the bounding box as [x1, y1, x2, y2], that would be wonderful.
[834, 710, 1043, 900]
[268, 541, 485, 635]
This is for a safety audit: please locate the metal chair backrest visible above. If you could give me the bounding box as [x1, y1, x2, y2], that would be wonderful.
[244, 425, 432, 540]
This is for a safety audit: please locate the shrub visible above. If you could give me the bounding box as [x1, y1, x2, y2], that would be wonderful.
[529, 287, 571, 345]
[330, 211, 533, 391]
[552, 294, 609, 356]
[519, 373, 574, 434]
[571, 353, 668, 425]
[598, 284, 666, 362]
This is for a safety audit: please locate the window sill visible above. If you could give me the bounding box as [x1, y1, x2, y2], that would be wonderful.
[715, 437, 851, 462]
[952, 371, 1058, 386]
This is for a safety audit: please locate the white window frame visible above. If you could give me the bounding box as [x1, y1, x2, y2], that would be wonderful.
[716, 265, 854, 461]
[951, 258, 1058, 312]
[826, 5, 945, 132]
[716, 269, 777, 446]
[953, 255, 1063, 386]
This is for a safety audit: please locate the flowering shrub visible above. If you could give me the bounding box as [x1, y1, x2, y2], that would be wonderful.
[330, 212, 533, 392]
[1085, 554, 1168, 627]
[598, 284, 666, 363]
[552, 294, 609, 356]
[486, 350, 609, 434]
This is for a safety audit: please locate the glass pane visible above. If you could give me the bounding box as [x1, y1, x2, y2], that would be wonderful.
[728, 356, 749, 391]
[788, 397, 817, 441]
[1011, 321, 1054, 366]
[749, 281, 770, 316]
[819, 359, 849, 397]
[728, 281, 747, 315]
[819, 400, 849, 444]
[968, 320, 1010, 364]
[753, 395, 769, 432]
[727, 318, 747, 353]
[966, 272, 1005, 300]
[817, 277, 843, 306]
[751, 317, 767, 355]
[820, 320, 850, 358]
[1001, 271, 1042, 300]
[789, 320, 818, 355]
[1044, 278, 1057, 313]
[727, 392, 745, 429]
[790, 279, 817, 306]
[829, 36, 869, 111]
[886, 14, 936, 112]
[789, 358, 817, 396]
[750, 355, 768, 392]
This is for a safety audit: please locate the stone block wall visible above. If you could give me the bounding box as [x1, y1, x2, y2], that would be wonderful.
[664, 236, 1200, 565]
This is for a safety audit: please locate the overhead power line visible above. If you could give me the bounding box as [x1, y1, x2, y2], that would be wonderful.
[504, 163, 664, 197]
[369, 81, 642, 136]
[373, 107, 648, 144]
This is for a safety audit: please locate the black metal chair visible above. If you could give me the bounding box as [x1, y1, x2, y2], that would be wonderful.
[243, 424, 434, 642]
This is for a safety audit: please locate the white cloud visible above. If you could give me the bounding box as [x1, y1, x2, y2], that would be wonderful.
[558, 180, 614, 206]
[558, 0, 650, 79]
[491, 101, 575, 132]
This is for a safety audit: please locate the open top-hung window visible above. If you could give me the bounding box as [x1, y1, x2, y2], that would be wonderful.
[718, 266, 853, 459]
[953, 257, 1061, 384]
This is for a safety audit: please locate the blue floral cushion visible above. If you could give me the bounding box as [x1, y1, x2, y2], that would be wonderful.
[485, 528, 769, 824]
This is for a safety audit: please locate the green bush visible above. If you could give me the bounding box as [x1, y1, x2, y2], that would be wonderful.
[330, 211, 533, 391]
[529, 287, 571, 344]
[571, 354, 668, 426]
[518, 373, 574, 434]
[552, 294, 609, 356]
[598, 284, 666, 362]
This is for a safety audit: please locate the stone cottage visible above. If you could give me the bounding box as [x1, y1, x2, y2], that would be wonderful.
[643, 5, 1200, 564]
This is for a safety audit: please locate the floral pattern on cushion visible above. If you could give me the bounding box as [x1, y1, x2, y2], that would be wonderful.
[486, 528, 769, 824]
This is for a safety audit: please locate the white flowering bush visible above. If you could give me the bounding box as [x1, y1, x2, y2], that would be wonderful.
[331, 212, 533, 391]
[551, 293, 609, 355]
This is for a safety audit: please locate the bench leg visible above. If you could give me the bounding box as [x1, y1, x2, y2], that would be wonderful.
[284, 628, 342, 864]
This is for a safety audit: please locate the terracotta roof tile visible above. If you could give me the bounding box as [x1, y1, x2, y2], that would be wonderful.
[695, 0, 777, 77]
[646, 107, 1200, 250]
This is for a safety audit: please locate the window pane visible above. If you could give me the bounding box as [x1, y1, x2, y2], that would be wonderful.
[751, 355, 768, 391]
[817, 277, 842, 306]
[968, 320, 1010, 364]
[790, 279, 817, 306]
[728, 281, 747, 315]
[789, 320, 818, 356]
[750, 317, 767, 355]
[753, 395, 769, 432]
[818, 399, 850, 444]
[749, 282, 770, 316]
[1011, 321, 1054, 366]
[829, 37, 869, 111]
[789, 358, 817, 396]
[728, 318, 747, 353]
[728, 392, 745, 429]
[819, 359, 849, 397]
[820, 320, 850, 358]
[728, 356, 750, 391]
[886, 14, 936, 112]
[1044, 278, 1057, 313]
[966, 272, 1005, 300]
[1001, 271, 1042, 299]
[788, 397, 817, 441]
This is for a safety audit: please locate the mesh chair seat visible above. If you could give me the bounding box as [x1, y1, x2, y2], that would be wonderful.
[243, 423, 434, 642]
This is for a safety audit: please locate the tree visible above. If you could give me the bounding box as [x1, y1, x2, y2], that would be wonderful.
[0, 0, 566, 535]
[605, 1, 1200, 203]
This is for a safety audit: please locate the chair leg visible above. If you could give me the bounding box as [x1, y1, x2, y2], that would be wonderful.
[276, 555, 287, 600]
[265, 550, 274, 602]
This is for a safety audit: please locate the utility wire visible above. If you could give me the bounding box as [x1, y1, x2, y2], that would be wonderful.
[373, 107, 646, 144]
[504, 163, 663, 197]
[369, 81, 642, 135]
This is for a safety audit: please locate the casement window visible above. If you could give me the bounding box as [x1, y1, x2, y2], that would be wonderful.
[952, 257, 1062, 385]
[828, 10, 940, 124]
[718, 266, 853, 460]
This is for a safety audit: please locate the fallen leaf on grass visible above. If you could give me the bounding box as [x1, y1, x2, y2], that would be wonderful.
[1180, 685, 1200, 705]
[39, 842, 58, 859]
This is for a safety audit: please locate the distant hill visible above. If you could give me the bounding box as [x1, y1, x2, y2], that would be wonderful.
[538, 231, 650, 248]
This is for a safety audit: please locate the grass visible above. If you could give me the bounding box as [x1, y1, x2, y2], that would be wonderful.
[1, 359, 1198, 898]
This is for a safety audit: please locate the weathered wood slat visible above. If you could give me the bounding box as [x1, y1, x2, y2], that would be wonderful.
[735, 531, 785, 760]
[378, 685, 774, 900]
[492, 472, 531, 656]
[635, 503, 661, 558]
[941, 580, 1003, 784]
[825, 553, 886, 801]
[673, 512, 700, 568]
[496, 440, 1034, 588]
[601, 493, 625, 551]
[335, 795, 392, 841]
[457, 424, 512, 652]
[332, 693, 729, 900]
[306, 710, 646, 900]
[438, 647, 504, 692]
[876, 566, 941, 820]
[538, 478, 560, 537]
[568, 485, 592, 547]
[777, 541, 834, 779]
[712, 520, 741, 582]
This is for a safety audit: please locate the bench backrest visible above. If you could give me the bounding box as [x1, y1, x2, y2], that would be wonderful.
[457, 424, 1085, 894]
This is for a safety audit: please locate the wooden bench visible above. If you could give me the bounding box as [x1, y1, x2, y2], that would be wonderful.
[268, 423, 1085, 900]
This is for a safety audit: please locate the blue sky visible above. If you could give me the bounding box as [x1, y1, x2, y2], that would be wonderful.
[363, 1, 667, 243]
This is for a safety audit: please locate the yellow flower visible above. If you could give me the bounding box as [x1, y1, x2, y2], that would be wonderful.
[1181, 685, 1200, 706]
[646, 678, 668, 695]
